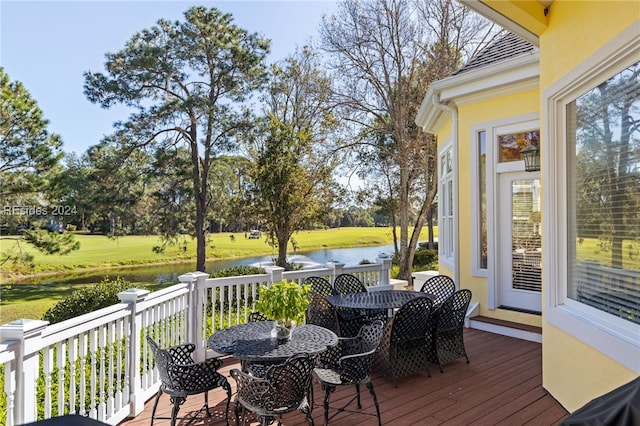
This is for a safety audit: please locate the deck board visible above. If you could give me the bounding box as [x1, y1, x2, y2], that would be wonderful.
[119, 328, 569, 425]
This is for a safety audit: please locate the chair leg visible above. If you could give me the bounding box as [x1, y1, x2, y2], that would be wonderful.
[169, 396, 185, 426]
[223, 381, 232, 426]
[150, 389, 162, 426]
[234, 399, 242, 426]
[355, 384, 362, 409]
[301, 401, 314, 425]
[366, 382, 382, 426]
[204, 391, 212, 417]
[323, 385, 335, 426]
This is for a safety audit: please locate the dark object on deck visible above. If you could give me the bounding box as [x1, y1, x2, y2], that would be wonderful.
[427, 289, 472, 372]
[419, 274, 456, 306]
[375, 296, 435, 387]
[21, 415, 109, 425]
[313, 320, 384, 426]
[559, 376, 640, 426]
[146, 336, 231, 426]
[230, 353, 315, 425]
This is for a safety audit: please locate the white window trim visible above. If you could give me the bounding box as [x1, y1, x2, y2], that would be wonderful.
[543, 21, 640, 373]
[470, 126, 488, 278]
[471, 114, 539, 308]
[438, 139, 455, 272]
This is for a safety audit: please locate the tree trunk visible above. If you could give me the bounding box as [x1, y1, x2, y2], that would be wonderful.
[277, 235, 288, 268]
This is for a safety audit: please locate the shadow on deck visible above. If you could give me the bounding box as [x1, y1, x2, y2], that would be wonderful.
[120, 328, 569, 425]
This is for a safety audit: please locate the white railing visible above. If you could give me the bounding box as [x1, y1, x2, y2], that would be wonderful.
[0, 257, 392, 426]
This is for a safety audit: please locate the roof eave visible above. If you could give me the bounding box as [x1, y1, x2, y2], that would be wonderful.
[415, 51, 539, 134]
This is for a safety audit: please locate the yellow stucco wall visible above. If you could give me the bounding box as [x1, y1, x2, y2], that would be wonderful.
[433, 88, 542, 327]
[457, 90, 541, 328]
[497, 0, 639, 412]
[543, 327, 637, 412]
[540, 0, 639, 88]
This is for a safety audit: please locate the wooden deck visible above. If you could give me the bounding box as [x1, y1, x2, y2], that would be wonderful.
[120, 328, 569, 425]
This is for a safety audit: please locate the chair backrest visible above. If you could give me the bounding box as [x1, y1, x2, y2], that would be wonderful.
[306, 294, 340, 335]
[146, 336, 177, 389]
[304, 276, 334, 296]
[249, 311, 269, 322]
[437, 289, 472, 332]
[264, 353, 315, 410]
[339, 320, 384, 383]
[420, 275, 456, 305]
[333, 273, 367, 295]
[390, 296, 434, 344]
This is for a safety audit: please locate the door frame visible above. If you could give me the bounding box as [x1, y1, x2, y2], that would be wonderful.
[497, 171, 542, 312]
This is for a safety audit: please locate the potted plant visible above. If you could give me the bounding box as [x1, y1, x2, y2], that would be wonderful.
[254, 279, 311, 340]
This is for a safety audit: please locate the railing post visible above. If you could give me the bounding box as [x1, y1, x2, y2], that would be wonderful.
[328, 260, 345, 284]
[179, 272, 209, 361]
[0, 319, 48, 425]
[265, 266, 284, 283]
[377, 253, 392, 287]
[117, 288, 150, 418]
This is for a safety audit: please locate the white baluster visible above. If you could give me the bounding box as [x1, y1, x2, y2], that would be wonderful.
[79, 332, 87, 416]
[68, 336, 77, 414]
[56, 341, 66, 416]
[43, 346, 53, 418]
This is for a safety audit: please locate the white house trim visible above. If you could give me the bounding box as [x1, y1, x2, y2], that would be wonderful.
[542, 20, 640, 373]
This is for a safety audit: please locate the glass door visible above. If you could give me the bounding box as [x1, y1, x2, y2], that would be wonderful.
[499, 173, 542, 312]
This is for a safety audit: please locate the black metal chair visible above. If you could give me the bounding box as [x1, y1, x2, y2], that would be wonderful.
[426, 289, 473, 372]
[374, 296, 435, 387]
[313, 320, 384, 426]
[333, 273, 367, 295]
[230, 353, 316, 426]
[306, 293, 341, 335]
[419, 274, 456, 307]
[146, 336, 231, 426]
[304, 276, 335, 296]
[306, 293, 371, 338]
[249, 311, 270, 322]
[333, 273, 387, 328]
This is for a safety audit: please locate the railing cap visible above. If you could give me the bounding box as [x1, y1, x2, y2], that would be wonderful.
[0, 318, 49, 340]
[117, 288, 151, 302]
[178, 271, 210, 283]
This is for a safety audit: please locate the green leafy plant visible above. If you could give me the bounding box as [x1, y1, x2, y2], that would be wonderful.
[42, 276, 141, 324]
[254, 279, 310, 326]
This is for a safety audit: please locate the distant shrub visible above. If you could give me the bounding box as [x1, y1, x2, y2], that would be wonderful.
[42, 276, 140, 324]
[413, 247, 438, 270]
[209, 265, 265, 277]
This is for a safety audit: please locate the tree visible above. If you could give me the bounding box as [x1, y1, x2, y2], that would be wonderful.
[0, 67, 63, 198]
[575, 63, 640, 268]
[0, 68, 80, 267]
[246, 47, 339, 268]
[84, 6, 270, 272]
[320, 0, 497, 280]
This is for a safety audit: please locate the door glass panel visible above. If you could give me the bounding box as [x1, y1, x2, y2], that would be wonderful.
[511, 179, 541, 292]
[498, 130, 540, 163]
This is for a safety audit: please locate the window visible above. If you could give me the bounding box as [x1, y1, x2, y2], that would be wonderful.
[440, 146, 454, 263]
[567, 63, 640, 326]
[545, 24, 639, 372]
[478, 131, 488, 269]
[498, 130, 540, 163]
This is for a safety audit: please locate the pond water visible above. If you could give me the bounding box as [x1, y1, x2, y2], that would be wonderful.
[14, 243, 396, 286]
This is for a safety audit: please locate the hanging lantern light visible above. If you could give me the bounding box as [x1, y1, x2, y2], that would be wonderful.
[521, 145, 540, 172]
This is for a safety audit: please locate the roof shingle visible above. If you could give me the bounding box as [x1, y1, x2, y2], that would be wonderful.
[453, 32, 536, 76]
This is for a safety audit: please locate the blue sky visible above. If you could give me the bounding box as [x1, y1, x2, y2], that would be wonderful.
[0, 0, 337, 155]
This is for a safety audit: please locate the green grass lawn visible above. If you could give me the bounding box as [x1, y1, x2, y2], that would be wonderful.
[0, 227, 409, 276]
[0, 227, 436, 322]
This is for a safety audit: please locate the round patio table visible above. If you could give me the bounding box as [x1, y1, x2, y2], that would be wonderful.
[325, 289, 432, 311]
[208, 321, 338, 363]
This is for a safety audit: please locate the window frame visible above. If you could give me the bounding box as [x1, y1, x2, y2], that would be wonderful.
[438, 141, 455, 271]
[543, 22, 640, 373]
[471, 128, 489, 277]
